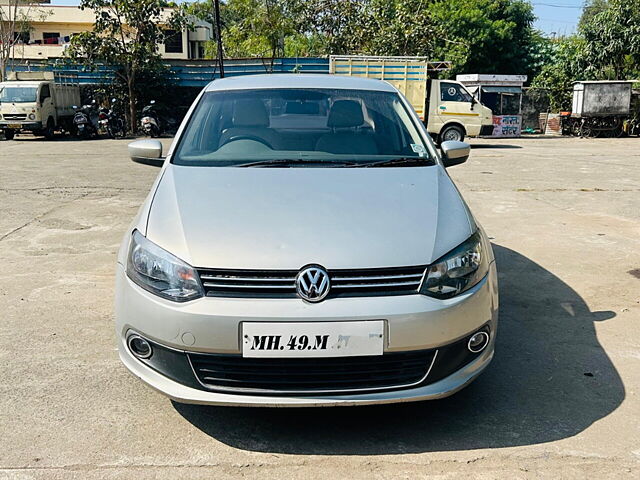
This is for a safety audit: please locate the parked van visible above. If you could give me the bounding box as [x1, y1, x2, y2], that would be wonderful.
[0, 71, 80, 140]
[330, 55, 494, 142]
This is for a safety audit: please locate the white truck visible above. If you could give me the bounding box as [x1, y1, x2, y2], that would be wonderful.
[330, 55, 494, 142]
[0, 71, 80, 140]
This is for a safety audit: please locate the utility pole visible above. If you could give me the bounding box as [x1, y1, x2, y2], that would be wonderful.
[213, 0, 225, 78]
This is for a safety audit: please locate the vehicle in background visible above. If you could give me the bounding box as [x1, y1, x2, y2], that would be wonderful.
[561, 81, 637, 138]
[140, 100, 161, 137]
[73, 101, 99, 139]
[0, 71, 80, 140]
[330, 55, 494, 143]
[98, 98, 126, 139]
[140, 100, 180, 137]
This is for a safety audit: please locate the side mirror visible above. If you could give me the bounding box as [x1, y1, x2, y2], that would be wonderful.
[440, 140, 470, 168]
[128, 139, 164, 167]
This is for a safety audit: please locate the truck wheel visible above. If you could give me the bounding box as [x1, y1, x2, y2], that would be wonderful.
[440, 125, 465, 143]
[44, 118, 55, 140]
[3, 129, 15, 140]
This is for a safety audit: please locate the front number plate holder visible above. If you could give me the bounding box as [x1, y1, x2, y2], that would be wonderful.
[242, 321, 385, 358]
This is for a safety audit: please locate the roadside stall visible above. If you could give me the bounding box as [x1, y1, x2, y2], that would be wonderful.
[456, 74, 527, 137]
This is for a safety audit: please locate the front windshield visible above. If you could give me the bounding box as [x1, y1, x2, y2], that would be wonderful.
[0, 86, 38, 103]
[172, 88, 434, 167]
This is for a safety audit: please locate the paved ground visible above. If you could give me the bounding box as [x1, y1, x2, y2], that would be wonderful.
[0, 135, 639, 479]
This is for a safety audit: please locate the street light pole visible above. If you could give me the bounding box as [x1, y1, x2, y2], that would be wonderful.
[213, 0, 224, 78]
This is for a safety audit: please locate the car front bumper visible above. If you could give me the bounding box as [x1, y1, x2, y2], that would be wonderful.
[0, 122, 42, 131]
[115, 261, 498, 406]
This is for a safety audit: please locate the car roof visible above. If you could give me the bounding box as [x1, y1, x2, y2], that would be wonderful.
[204, 74, 398, 93]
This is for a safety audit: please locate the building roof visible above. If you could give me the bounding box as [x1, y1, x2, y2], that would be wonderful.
[573, 80, 636, 84]
[204, 74, 398, 92]
[457, 74, 527, 83]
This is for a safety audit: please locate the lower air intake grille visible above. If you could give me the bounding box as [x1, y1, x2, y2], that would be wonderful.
[197, 265, 426, 299]
[188, 350, 436, 394]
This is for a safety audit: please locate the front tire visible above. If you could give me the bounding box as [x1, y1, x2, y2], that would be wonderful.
[43, 118, 55, 140]
[440, 125, 465, 143]
[3, 129, 15, 140]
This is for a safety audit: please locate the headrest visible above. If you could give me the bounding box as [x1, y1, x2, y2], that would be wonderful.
[327, 100, 364, 128]
[232, 99, 269, 127]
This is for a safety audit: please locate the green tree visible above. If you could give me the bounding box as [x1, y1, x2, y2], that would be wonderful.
[66, 0, 189, 132]
[430, 0, 539, 77]
[578, 0, 609, 29]
[215, 0, 296, 65]
[188, 0, 546, 82]
[530, 35, 589, 111]
[358, 0, 438, 56]
[288, 0, 366, 55]
[579, 0, 640, 79]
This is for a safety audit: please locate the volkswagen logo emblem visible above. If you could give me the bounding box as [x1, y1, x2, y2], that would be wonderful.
[296, 265, 331, 303]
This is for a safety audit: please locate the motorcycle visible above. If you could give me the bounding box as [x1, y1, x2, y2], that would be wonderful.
[98, 98, 125, 139]
[73, 100, 98, 139]
[140, 100, 161, 137]
[140, 100, 178, 137]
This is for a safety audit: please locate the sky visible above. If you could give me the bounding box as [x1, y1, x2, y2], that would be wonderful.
[50, 0, 585, 36]
[531, 1, 585, 35]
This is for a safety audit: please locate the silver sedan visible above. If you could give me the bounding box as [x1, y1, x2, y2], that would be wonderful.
[116, 74, 498, 406]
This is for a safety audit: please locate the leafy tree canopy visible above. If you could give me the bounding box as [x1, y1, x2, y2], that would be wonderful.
[189, 0, 541, 78]
[66, 0, 189, 131]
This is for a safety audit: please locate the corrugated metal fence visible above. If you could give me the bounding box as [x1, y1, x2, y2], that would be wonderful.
[7, 57, 330, 87]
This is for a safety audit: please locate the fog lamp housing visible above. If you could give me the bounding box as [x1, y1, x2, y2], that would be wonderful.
[127, 334, 153, 359]
[467, 328, 490, 353]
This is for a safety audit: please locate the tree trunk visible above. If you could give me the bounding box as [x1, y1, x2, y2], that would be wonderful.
[127, 79, 137, 134]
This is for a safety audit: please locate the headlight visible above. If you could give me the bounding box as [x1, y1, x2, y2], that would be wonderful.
[420, 231, 489, 299]
[126, 230, 204, 302]
[28, 113, 36, 120]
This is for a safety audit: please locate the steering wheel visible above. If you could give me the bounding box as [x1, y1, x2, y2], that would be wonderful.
[220, 135, 273, 149]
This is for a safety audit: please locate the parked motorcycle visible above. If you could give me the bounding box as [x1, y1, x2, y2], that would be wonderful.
[73, 100, 98, 139]
[140, 100, 161, 137]
[140, 100, 178, 137]
[98, 98, 125, 139]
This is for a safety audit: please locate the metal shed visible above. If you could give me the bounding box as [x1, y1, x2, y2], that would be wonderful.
[572, 81, 634, 117]
[456, 74, 527, 137]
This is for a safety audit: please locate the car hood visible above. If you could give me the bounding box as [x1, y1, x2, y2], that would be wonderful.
[145, 164, 474, 270]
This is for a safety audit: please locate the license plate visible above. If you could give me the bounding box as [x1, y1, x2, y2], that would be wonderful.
[242, 321, 384, 358]
[8, 124, 21, 129]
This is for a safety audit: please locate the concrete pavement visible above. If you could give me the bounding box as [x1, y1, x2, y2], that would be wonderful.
[0, 135, 638, 479]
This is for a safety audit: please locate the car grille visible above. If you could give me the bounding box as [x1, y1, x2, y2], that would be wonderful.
[3, 114, 27, 121]
[197, 265, 426, 299]
[188, 349, 437, 394]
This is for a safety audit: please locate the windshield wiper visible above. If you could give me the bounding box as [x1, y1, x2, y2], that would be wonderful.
[236, 158, 360, 168]
[357, 157, 430, 168]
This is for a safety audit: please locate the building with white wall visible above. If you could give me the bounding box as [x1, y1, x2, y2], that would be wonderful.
[1, 3, 212, 61]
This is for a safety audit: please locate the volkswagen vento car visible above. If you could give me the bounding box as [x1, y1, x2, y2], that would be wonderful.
[116, 74, 498, 406]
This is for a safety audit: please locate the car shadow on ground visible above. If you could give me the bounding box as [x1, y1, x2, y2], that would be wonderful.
[173, 244, 624, 454]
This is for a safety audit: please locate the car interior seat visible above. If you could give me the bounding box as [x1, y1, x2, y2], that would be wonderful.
[315, 100, 379, 155]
